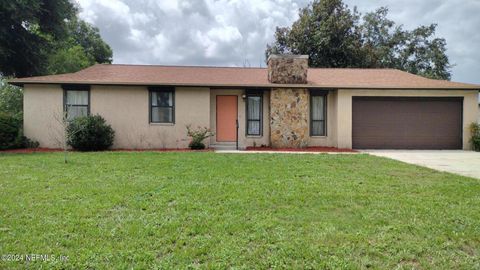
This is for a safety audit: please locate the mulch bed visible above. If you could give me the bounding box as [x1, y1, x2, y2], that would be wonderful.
[1, 147, 354, 154]
[111, 148, 213, 152]
[0, 148, 213, 154]
[246, 146, 357, 153]
[0, 148, 64, 154]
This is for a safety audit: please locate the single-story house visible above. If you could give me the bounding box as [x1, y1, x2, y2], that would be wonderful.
[9, 54, 480, 150]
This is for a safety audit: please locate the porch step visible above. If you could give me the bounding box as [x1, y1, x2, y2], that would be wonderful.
[210, 143, 238, 151]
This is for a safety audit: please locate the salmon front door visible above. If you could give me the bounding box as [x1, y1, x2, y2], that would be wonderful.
[216, 95, 238, 142]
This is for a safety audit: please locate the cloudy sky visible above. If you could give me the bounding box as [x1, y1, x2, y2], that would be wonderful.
[76, 0, 480, 84]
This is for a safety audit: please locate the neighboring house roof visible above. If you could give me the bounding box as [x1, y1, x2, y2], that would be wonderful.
[9, 64, 480, 90]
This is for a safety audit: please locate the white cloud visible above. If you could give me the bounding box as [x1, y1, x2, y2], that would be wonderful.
[207, 26, 242, 43]
[76, 0, 305, 67]
[76, 0, 480, 83]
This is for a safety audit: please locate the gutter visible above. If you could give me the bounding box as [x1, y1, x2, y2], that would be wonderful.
[7, 80, 480, 91]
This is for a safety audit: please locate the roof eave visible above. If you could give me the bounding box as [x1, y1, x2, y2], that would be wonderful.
[8, 80, 480, 90]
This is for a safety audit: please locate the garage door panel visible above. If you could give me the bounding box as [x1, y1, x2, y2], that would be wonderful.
[352, 97, 462, 149]
[355, 135, 460, 149]
[354, 124, 403, 137]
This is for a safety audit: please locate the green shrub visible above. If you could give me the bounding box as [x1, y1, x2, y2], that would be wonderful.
[0, 113, 20, 150]
[186, 125, 214, 150]
[189, 141, 206, 150]
[67, 115, 115, 151]
[471, 122, 480, 152]
[14, 132, 40, 149]
[0, 113, 39, 150]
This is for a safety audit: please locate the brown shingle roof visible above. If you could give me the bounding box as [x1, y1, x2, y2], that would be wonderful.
[9, 64, 480, 90]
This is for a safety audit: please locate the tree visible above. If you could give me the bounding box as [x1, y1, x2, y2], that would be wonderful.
[360, 7, 451, 80]
[267, 0, 364, 68]
[0, 0, 77, 77]
[47, 18, 113, 74]
[0, 1, 113, 77]
[266, 0, 452, 80]
[47, 45, 94, 75]
[359, 7, 401, 68]
[67, 19, 113, 64]
[51, 110, 74, 163]
[45, 19, 113, 75]
[0, 77, 23, 118]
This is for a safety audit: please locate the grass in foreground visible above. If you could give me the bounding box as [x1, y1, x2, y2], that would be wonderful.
[0, 152, 479, 269]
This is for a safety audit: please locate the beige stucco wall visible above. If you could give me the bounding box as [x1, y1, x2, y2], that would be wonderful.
[209, 89, 270, 149]
[23, 84, 64, 148]
[23, 84, 210, 149]
[91, 86, 210, 149]
[336, 89, 479, 150]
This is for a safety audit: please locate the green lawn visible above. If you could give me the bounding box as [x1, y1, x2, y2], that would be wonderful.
[0, 152, 479, 269]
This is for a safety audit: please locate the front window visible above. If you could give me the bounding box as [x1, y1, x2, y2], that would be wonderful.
[64, 89, 89, 120]
[150, 88, 174, 123]
[310, 92, 327, 136]
[246, 94, 262, 136]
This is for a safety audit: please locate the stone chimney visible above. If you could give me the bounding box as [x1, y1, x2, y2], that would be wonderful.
[267, 54, 308, 84]
[268, 54, 310, 149]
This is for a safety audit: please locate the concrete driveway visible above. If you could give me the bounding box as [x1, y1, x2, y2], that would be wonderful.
[363, 150, 480, 179]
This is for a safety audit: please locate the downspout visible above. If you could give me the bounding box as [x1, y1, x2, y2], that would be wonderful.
[236, 119, 239, 150]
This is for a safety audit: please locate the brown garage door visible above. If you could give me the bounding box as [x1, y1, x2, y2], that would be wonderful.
[352, 97, 463, 149]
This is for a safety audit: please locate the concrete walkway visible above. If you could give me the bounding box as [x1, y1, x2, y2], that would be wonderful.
[364, 150, 480, 179]
[215, 150, 357, 155]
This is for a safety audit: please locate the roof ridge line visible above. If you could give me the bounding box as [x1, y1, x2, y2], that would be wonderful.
[102, 64, 402, 72]
[101, 63, 267, 69]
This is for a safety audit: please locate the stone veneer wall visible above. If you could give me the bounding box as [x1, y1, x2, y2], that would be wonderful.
[267, 55, 308, 84]
[270, 88, 309, 148]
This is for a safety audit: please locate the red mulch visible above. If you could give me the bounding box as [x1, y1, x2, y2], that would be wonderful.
[246, 146, 357, 152]
[0, 148, 213, 154]
[111, 148, 213, 152]
[1, 147, 353, 154]
[0, 148, 64, 154]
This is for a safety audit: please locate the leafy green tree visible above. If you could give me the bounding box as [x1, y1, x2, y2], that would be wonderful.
[0, 0, 77, 77]
[47, 45, 94, 75]
[68, 19, 113, 64]
[46, 19, 113, 74]
[46, 20, 113, 75]
[0, 77, 23, 118]
[1, 1, 113, 77]
[359, 7, 401, 68]
[0, 77, 29, 149]
[360, 7, 451, 80]
[267, 1, 452, 80]
[267, 0, 364, 68]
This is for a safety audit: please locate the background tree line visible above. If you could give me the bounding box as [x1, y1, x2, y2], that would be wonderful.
[0, 0, 112, 114]
[266, 0, 452, 80]
[0, 0, 112, 149]
[1, 0, 112, 78]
